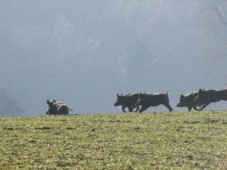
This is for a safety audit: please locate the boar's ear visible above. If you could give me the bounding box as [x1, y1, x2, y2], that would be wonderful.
[180, 95, 184, 99]
[199, 89, 203, 93]
[47, 100, 50, 105]
[53, 99, 56, 102]
[117, 94, 119, 97]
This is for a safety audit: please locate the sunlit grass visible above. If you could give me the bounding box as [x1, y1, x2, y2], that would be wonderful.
[0, 111, 227, 169]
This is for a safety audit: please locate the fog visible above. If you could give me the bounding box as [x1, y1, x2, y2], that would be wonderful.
[0, 0, 227, 116]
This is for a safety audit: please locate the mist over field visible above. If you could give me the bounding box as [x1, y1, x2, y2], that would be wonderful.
[0, 0, 227, 116]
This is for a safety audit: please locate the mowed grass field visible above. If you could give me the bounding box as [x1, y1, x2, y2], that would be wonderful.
[0, 111, 227, 169]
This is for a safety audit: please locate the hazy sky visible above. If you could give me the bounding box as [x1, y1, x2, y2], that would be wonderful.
[0, 0, 227, 115]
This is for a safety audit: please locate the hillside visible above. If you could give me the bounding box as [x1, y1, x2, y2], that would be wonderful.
[0, 111, 227, 169]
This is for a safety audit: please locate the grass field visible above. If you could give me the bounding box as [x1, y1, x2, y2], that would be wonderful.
[0, 110, 227, 169]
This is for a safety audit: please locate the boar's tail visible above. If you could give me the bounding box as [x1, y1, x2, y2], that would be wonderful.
[68, 109, 73, 113]
[166, 89, 170, 95]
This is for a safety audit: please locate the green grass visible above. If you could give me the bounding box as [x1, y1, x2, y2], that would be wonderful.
[0, 111, 227, 169]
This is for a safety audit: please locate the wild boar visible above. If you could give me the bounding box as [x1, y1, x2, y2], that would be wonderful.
[194, 88, 227, 110]
[177, 91, 203, 111]
[46, 100, 71, 115]
[114, 93, 139, 112]
[136, 91, 173, 113]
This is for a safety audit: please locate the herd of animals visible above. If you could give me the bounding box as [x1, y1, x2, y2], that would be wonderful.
[46, 87, 227, 115]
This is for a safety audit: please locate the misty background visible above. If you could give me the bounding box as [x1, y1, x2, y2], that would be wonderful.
[0, 0, 227, 116]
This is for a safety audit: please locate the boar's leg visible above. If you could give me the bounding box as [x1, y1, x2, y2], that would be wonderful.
[195, 103, 209, 111]
[122, 106, 127, 112]
[128, 106, 134, 112]
[135, 101, 141, 112]
[134, 105, 138, 112]
[129, 105, 138, 112]
[134, 106, 139, 112]
[188, 106, 192, 111]
[163, 103, 173, 112]
[139, 105, 149, 113]
[132, 105, 139, 112]
[201, 103, 209, 110]
[193, 105, 203, 111]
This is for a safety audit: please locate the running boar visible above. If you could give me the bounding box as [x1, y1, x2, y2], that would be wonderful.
[46, 100, 71, 115]
[114, 93, 139, 112]
[136, 91, 173, 113]
[194, 88, 227, 110]
[177, 91, 203, 111]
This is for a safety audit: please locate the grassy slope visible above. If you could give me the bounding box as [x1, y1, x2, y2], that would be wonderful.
[0, 111, 227, 169]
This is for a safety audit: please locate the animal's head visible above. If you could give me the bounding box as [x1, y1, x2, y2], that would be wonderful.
[177, 95, 187, 107]
[46, 100, 57, 115]
[114, 94, 124, 106]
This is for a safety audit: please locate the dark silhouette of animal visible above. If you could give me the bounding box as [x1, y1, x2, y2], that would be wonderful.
[136, 91, 173, 113]
[177, 91, 203, 111]
[46, 100, 71, 115]
[194, 88, 227, 110]
[114, 93, 139, 112]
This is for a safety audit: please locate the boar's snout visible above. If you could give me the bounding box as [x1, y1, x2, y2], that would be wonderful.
[177, 102, 182, 107]
[114, 102, 120, 106]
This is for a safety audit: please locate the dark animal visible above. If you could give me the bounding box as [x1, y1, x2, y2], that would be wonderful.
[46, 100, 71, 115]
[114, 93, 139, 112]
[136, 91, 173, 113]
[177, 91, 203, 111]
[194, 88, 227, 110]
